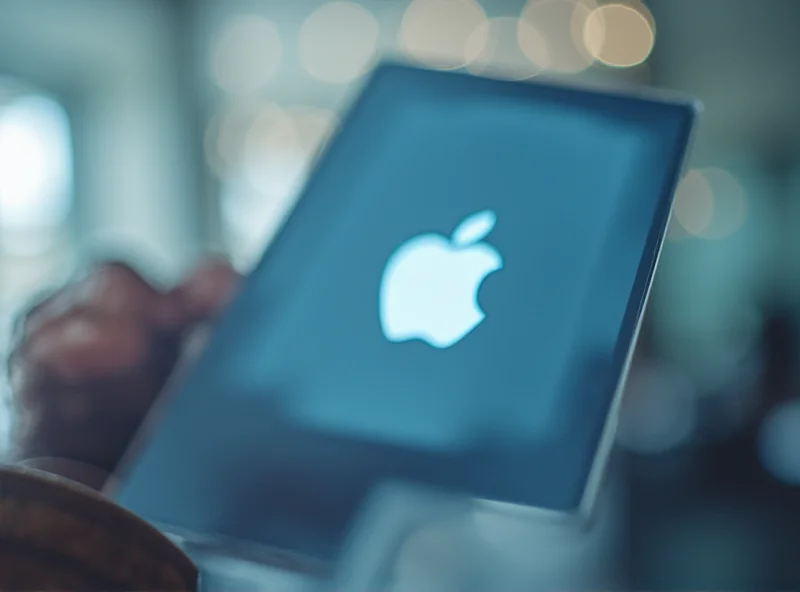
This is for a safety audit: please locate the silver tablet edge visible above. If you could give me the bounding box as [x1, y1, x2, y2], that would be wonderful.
[107, 60, 703, 563]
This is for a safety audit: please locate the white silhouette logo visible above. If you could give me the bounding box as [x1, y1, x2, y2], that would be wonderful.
[379, 210, 503, 349]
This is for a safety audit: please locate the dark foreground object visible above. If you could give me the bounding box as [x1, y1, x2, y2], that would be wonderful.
[0, 467, 197, 591]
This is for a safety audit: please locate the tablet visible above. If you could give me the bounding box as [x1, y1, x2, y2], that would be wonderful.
[113, 63, 698, 566]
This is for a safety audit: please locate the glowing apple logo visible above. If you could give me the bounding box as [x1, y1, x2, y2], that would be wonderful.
[379, 210, 503, 349]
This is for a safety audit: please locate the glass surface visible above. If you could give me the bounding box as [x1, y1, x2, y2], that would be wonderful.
[116, 64, 695, 563]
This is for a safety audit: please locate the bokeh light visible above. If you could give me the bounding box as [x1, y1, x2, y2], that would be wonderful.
[0, 95, 72, 235]
[666, 212, 691, 241]
[220, 104, 338, 268]
[243, 106, 308, 201]
[672, 169, 716, 237]
[204, 102, 263, 178]
[210, 15, 282, 96]
[519, 0, 597, 74]
[241, 105, 338, 199]
[517, 18, 552, 72]
[698, 168, 748, 239]
[299, 2, 380, 84]
[583, 3, 655, 68]
[466, 17, 549, 79]
[399, 0, 488, 70]
[292, 106, 340, 161]
[671, 168, 748, 240]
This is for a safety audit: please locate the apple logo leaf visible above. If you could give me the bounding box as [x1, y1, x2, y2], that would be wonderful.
[451, 209, 497, 247]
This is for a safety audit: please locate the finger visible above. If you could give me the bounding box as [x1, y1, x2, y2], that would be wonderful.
[24, 263, 153, 334]
[150, 291, 188, 330]
[24, 310, 149, 382]
[73, 262, 162, 316]
[22, 262, 183, 340]
[80, 262, 187, 329]
[173, 257, 241, 321]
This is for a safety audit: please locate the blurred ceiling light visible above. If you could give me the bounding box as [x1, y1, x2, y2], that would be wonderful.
[399, 0, 488, 70]
[758, 400, 800, 486]
[0, 96, 72, 236]
[465, 17, 548, 79]
[299, 2, 380, 84]
[583, 3, 655, 68]
[211, 15, 282, 96]
[672, 168, 747, 240]
[519, 0, 596, 74]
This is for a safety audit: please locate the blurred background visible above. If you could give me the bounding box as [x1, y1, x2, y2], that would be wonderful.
[1, 0, 799, 589]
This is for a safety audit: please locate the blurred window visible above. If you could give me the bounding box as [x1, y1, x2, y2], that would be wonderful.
[210, 104, 338, 270]
[0, 78, 76, 449]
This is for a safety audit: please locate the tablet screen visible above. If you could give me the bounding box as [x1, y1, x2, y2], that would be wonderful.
[116, 64, 696, 563]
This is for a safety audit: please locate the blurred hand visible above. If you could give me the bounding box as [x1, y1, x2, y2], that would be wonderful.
[7, 257, 240, 489]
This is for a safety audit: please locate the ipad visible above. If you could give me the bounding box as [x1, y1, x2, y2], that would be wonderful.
[113, 63, 698, 567]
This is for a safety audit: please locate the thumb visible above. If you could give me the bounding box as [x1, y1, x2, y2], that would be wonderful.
[173, 257, 241, 322]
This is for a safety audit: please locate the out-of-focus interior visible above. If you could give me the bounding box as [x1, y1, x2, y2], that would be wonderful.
[1, 0, 799, 589]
